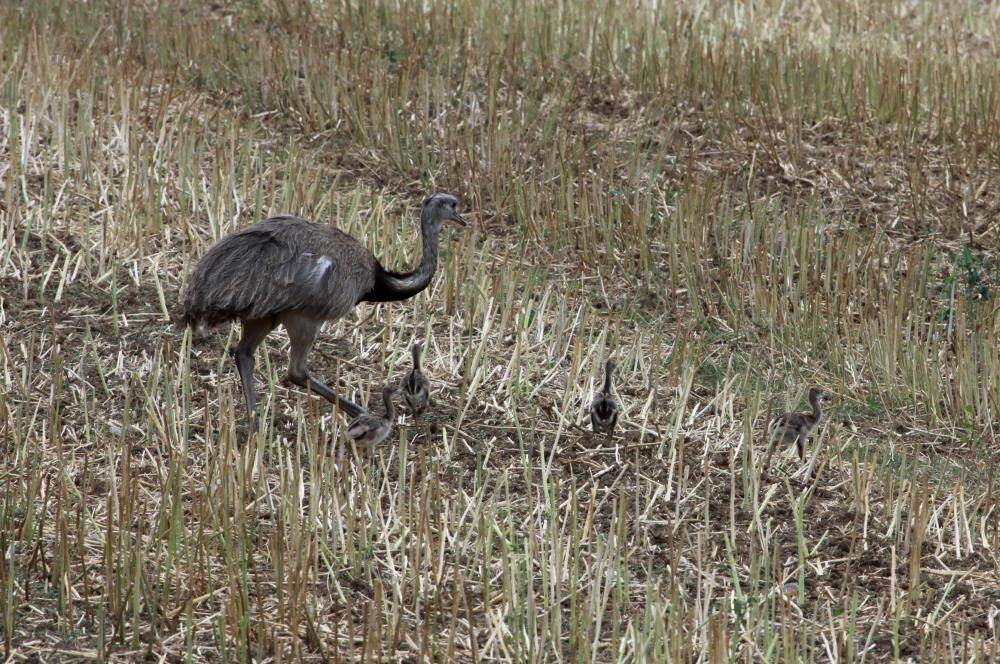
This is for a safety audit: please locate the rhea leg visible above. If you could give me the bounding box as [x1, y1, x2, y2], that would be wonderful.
[282, 313, 365, 418]
[231, 318, 276, 432]
[761, 428, 784, 475]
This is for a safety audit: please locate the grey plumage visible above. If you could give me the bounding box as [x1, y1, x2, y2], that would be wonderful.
[182, 193, 467, 428]
[401, 342, 430, 415]
[590, 359, 619, 439]
[763, 386, 828, 471]
[183, 218, 376, 328]
[345, 386, 398, 450]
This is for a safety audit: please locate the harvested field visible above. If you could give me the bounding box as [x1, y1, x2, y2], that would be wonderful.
[0, 1, 998, 661]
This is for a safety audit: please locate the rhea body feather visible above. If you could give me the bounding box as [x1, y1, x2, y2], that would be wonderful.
[182, 214, 442, 329]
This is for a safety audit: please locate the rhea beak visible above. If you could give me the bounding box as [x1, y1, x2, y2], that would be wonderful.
[449, 211, 468, 227]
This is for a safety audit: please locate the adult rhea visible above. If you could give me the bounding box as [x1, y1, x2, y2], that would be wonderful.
[182, 193, 467, 428]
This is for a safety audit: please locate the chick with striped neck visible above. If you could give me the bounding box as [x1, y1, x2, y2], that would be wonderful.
[590, 359, 619, 440]
[762, 386, 828, 472]
[401, 342, 431, 417]
[345, 385, 399, 451]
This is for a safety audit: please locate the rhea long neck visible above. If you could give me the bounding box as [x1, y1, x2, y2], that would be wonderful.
[602, 362, 614, 395]
[809, 393, 823, 421]
[364, 211, 441, 303]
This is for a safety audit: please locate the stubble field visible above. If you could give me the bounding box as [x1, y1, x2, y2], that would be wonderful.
[1, 1, 999, 661]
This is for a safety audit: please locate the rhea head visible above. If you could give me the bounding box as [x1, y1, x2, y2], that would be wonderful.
[422, 192, 468, 229]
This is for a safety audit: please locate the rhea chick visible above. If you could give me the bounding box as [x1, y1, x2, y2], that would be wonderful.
[590, 359, 619, 439]
[345, 386, 398, 451]
[767, 386, 829, 463]
[401, 342, 431, 416]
